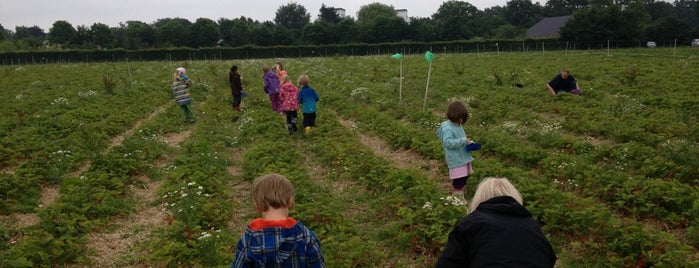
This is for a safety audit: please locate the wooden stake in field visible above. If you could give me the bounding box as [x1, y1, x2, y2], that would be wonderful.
[423, 51, 434, 111]
[126, 58, 134, 88]
[390, 53, 404, 104]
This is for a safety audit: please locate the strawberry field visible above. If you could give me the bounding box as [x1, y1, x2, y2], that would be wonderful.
[1, 47, 698, 267]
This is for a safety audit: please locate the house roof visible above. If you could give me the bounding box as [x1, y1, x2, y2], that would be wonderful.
[526, 15, 571, 38]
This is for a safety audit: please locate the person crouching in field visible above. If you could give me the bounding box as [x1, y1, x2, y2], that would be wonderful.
[263, 67, 282, 113]
[279, 74, 299, 134]
[229, 65, 243, 111]
[436, 101, 474, 202]
[232, 173, 325, 268]
[436, 177, 557, 267]
[297, 75, 320, 134]
[171, 67, 195, 123]
[547, 68, 581, 96]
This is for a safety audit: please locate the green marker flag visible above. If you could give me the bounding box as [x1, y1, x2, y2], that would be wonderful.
[423, 51, 434, 110]
[391, 53, 404, 103]
[424, 51, 434, 63]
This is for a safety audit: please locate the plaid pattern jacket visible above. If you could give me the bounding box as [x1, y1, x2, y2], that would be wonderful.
[232, 218, 324, 268]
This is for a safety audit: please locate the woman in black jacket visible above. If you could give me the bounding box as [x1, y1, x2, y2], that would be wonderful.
[436, 177, 556, 268]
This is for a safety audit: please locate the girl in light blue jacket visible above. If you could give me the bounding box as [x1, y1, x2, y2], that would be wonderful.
[435, 101, 475, 201]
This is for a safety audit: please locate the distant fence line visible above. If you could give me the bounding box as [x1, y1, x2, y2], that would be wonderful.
[0, 39, 687, 65]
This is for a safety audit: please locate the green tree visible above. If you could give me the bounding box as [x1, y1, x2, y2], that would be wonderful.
[358, 15, 409, 43]
[0, 24, 10, 41]
[73, 25, 91, 48]
[318, 4, 341, 23]
[275, 3, 310, 30]
[644, 15, 691, 41]
[494, 24, 526, 39]
[153, 18, 191, 47]
[14, 26, 46, 39]
[302, 22, 333, 44]
[48, 20, 76, 47]
[408, 17, 439, 42]
[90, 23, 115, 49]
[674, 0, 699, 29]
[356, 2, 397, 24]
[335, 18, 358, 43]
[644, 1, 675, 20]
[355, 2, 409, 43]
[432, 0, 483, 40]
[560, 3, 650, 42]
[190, 18, 220, 48]
[503, 0, 545, 28]
[123, 21, 156, 49]
[252, 21, 277, 46]
[219, 17, 258, 47]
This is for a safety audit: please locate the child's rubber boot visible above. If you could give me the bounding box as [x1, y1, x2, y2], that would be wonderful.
[304, 126, 311, 134]
[452, 190, 468, 206]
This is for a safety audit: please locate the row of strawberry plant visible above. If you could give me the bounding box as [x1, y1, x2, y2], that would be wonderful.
[0, 62, 214, 266]
[0, 62, 172, 213]
[131, 66, 398, 265]
[316, 73, 699, 265]
[133, 62, 248, 266]
[314, 52, 699, 229]
[0, 102, 183, 267]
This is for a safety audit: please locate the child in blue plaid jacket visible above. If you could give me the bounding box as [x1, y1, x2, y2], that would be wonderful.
[232, 174, 325, 268]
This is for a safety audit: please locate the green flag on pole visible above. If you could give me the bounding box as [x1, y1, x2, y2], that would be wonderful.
[424, 51, 434, 62]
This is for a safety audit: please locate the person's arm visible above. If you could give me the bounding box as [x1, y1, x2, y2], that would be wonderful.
[307, 234, 325, 268]
[546, 75, 559, 96]
[435, 226, 470, 268]
[263, 74, 271, 94]
[235, 76, 243, 92]
[441, 128, 467, 149]
[546, 83, 556, 95]
[231, 238, 250, 268]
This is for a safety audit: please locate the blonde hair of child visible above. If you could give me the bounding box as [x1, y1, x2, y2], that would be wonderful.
[281, 74, 291, 84]
[251, 174, 295, 212]
[297, 74, 309, 86]
[468, 177, 523, 213]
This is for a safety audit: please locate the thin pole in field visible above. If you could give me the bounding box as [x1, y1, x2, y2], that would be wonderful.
[423, 60, 432, 111]
[674, 39, 677, 56]
[126, 58, 134, 88]
[399, 58, 403, 104]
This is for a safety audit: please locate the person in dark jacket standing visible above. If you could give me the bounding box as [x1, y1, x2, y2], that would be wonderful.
[229, 65, 243, 111]
[436, 177, 556, 268]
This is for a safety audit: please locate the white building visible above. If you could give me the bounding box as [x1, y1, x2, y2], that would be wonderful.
[334, 8, 346, 18]
[395, 9, 408, 22]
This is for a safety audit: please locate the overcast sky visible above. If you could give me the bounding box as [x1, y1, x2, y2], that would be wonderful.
[0, 0, 513, 31]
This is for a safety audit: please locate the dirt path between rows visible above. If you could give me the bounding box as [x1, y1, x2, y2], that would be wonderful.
[2, 104, 171, 233]
[335, 116, 448, 190]
[86, 129, 192, 267]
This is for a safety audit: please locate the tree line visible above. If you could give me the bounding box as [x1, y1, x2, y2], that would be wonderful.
[0, 0, 697, 51]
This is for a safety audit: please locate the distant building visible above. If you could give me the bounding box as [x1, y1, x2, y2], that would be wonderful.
[526, 15, 572, 38]
[395, 9, 408, 22]
[334, 8, 346, 18]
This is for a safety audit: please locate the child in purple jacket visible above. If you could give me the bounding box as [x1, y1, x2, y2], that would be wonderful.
[263, 67, 282, 113]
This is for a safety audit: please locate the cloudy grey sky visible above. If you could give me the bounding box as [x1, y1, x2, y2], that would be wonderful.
[0, 0, 512, 31]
